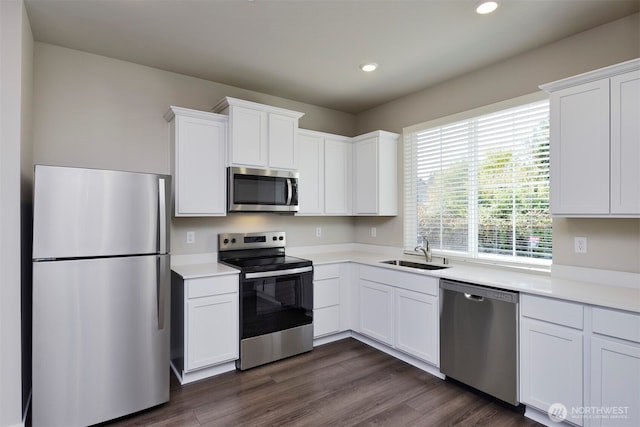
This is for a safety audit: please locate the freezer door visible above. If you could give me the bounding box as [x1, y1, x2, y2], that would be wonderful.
[32, 255, 170, 426]
[33, 165, 171, 259]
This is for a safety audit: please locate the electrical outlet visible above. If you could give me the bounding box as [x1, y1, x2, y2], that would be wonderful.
[574, 236, 587, 253]
[316, 227, 322, 238]
[371, 227, 377, 237]
[186, 231, 195, 244]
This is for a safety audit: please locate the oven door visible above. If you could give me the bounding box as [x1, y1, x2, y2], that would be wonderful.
[240, 266, 313, 340]
[228, 167, 299, 213]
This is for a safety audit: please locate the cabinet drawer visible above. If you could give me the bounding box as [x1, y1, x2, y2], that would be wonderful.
[593, 307, 640, 343]
[314, 278, 340, 309]
[314, 264, 341, 280]
[187, 275, 238, 299]
[521, 294, 583, 329]
[360, 265, 438, 296]
[314, 306, 340, 337]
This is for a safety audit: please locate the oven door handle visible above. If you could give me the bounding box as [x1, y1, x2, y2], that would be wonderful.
[245, 266, 312, 279]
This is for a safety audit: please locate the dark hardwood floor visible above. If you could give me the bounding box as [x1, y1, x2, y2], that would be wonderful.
[108, 338, 542, 427]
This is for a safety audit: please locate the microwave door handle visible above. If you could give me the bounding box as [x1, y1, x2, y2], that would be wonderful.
[286, 178, 293, 205]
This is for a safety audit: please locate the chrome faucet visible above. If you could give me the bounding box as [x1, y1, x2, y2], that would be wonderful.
[414, 240, 432, 263]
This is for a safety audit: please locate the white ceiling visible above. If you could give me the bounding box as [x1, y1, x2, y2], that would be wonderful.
[24, 0, 640, 114]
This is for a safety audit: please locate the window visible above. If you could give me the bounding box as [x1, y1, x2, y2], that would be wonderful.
[404, 94, 551, 266]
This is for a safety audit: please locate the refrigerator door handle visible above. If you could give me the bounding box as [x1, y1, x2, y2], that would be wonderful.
[156, 256, 168, 330]
[158, 178, 167, 254]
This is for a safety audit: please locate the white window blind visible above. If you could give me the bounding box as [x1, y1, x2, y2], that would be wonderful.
[404, 97, 551, 265]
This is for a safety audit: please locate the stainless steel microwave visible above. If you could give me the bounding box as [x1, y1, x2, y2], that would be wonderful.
[228, 167, 299, 213]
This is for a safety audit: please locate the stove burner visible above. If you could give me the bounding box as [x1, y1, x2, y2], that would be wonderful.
[218, 231, 312, 273]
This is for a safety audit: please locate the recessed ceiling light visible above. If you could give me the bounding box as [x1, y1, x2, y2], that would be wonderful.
[476, 1, 499, 14]
[360, 63, 378, 72]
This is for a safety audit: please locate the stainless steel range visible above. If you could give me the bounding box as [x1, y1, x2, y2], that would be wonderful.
[219, 231, 313, 370]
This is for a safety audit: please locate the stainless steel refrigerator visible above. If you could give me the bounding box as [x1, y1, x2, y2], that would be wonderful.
[32, 165, 171, 426]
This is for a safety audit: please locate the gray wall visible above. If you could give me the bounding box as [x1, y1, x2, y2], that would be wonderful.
[354, 13, 640, 273]
[30, 14, 640, 271]
[32, 43, 357, 255]
[1, 1, 33, 425]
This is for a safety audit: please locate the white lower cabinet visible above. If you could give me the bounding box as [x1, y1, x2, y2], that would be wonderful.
[589, 308, 640, 427]
[359, 279, 394, 345]
[394, 288, 438, 365]
[590, 338, 640, 427]
[186, 293, 238, 370]
[171, 272, 239, 383]
[521, 318, 584, 425]
[520, 295, 640, 427]
[520, 294, 584, 426]
[358, 265, 439, 365]
[313, 263, 343, 338]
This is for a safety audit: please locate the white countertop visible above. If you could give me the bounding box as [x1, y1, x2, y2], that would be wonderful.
[302, 250, 640, 313]
[171, 262, 239, 279]
[171, 248, 640, 313]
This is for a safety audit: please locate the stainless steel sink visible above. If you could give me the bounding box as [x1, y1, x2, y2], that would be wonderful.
[380, 260, 449, 270]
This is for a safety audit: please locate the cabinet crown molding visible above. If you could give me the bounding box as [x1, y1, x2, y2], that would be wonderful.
[352, 130, 400, 141]
[540, 58, 640, 93]
[211, 96, 305, 119]
[164, 106, 227, 122]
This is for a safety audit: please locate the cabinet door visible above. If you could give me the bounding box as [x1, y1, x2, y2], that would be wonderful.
[394, 289, 438, 365]
[550, 80, 610, 215]
[175, 115, 226, 216]
[297, 132, 324, 215]
[611, 70, 640, 215]
[229, 106, 267, 167]
[520, 318, 583, 425]
[186, 293, 238, 371]
[269, 113, 298, 170]
[354, 137, 379, 215]
[359, 279, 393, 345]
[324, 138, 352, 215]
[590, 337, 640, 427]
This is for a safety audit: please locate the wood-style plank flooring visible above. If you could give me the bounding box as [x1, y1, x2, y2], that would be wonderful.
[108, 338, 542, 427]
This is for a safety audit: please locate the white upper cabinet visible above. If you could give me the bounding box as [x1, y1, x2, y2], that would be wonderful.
[324, 136, 353, 215]
[164, 107, 227, 217]
[548, 80, 610, 215]
[297, 130, 325, 215]
[541, 59, 640, 217]
[297, 128, 398, 216]
[213, 97, 304, 170]
[610, 69, 640, 214]
[353, 131, 398, 216]
[269, 113, 299, 170]
[297, 129, 353, 216]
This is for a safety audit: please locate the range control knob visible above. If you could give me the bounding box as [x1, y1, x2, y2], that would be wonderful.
[223, 238, 229, 244]
[231, 238, 236, 244]
[272, 236, 278, 241]
[279, 236, 284, 241]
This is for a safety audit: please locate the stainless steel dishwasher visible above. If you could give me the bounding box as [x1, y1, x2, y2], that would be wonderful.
[440, 279, 520, 406]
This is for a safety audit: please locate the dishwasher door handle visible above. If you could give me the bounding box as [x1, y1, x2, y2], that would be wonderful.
[464, 293, 484, 302]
